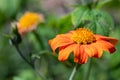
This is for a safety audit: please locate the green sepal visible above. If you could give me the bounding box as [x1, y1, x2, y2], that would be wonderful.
[10, 24, 22, 45]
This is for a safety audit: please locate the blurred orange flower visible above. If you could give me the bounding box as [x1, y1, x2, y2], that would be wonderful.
[49, 28, 118, 64]
[17, 12, 44, 35]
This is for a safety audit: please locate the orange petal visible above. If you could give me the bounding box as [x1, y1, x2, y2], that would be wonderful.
[96, 40, 116, 53]
[49, 34, 74, 52]
[17, 12, 43, 35]
[73, 44, 88, 64]
[58, 44, 76, 61]
[17, 23, 37, 35]
[73, 44, 81, 59]
[90, 43, 103, 58]
[74, 57, 79, 63]
[94, 35, 118, 45]
[84, 45, 99, 58]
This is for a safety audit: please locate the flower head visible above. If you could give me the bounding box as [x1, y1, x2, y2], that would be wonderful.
[49, 28, 118, 64]
[17, 12, 44, 35]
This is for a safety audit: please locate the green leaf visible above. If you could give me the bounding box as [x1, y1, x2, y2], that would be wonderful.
[34, 57, 48, 79]
[0, 0, 21, 24]
[97, 0, 120, 9]
[71, 6, 91, 28]
[56, 14, 73, 33]
[95, 21, 109, 35]
[13, 69, 41, 80]
[96, 0, 112, 9]
[71, 6, 114, 36]
[87, 9, 114, 35]
[0, 0, 21, 17]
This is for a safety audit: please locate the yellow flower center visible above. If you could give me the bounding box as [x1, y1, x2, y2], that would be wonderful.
[71, 28, 96, 44]
[19, 12, 40, 28]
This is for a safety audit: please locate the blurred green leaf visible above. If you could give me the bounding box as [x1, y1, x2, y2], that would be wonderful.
[56, 14, 73, 33]
[0, 0, 21, 24]
[98, 0, 120, 9]
[13, 69, 41, 80]
[95, 21, 108, 35]
[108, 26, 120, 70]
[96, 0, 112, 9]
[13, 77, 24, 80]
[34, 56, 48, 79]
[71, 6, 90, 28]
[71, 6, 114, 35]
[87, 9, 114, 35]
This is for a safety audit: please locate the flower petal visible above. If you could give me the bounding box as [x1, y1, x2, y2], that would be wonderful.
[91, 43, 103, 58]
[49, 33, 74, 52]
[73, 45, 88, 64]
[84, 44, 101, 58]
[94, 35, 118, 45]
[17, 12, 44, 35]
[58, 44, 76, 61]
[95, 40, 116, 53]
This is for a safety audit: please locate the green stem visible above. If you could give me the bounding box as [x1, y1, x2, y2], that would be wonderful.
[84, 59, 92, 80]
[32, 31, 45, 50]
[14, 44, 47, 80]
[69, 64, 80, 80]
[14, 44, 34, 68]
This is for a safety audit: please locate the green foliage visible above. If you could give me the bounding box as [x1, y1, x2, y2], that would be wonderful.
[109, 26, 120, 70]
[0, 0, 120, 80]
[71, 6, 114, 35]
[97, 0, 120, 9]
[0, 0, 21, 24]
[56, 14, 73, 33]
[71, 6, 90, 28]
[13, 69, 41, 80]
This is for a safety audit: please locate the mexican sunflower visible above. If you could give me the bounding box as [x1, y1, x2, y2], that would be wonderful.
[49, 28, 118, 64]
[16, 12, 44, 35]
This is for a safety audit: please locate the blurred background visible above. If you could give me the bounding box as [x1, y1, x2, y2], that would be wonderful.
[0, 0, 120, 80]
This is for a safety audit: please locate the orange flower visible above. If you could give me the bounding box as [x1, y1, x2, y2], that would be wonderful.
[17, 12, 44, 35]
[49, 28, 118, 64]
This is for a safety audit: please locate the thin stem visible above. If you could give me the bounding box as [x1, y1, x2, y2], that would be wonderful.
[69, 64, 80, 80]
[14, 44, 34, 68]
[14, 44, 47, 80]
[32, 31, 45, 50]
[84, 59, 92, 80]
